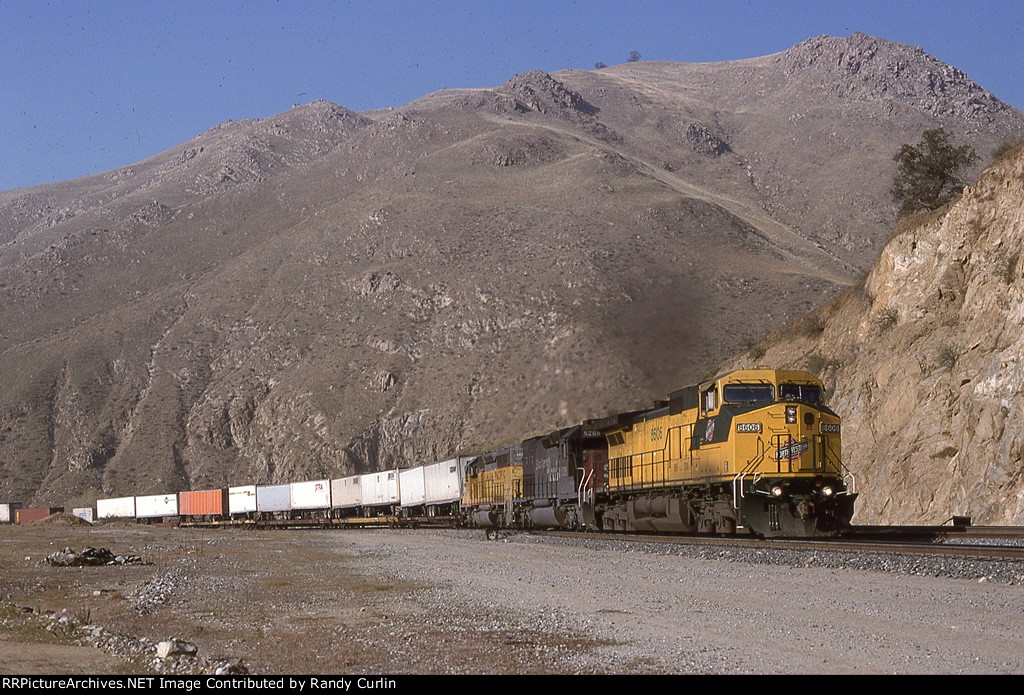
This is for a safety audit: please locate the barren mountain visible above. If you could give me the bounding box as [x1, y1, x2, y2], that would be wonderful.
[2, 34, 1023, 507]
[722, 144, 1024, 525]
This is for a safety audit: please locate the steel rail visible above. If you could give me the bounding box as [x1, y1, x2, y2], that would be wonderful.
[531, 530, 1024, 562]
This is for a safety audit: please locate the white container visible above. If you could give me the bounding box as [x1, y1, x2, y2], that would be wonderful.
[256, 484, 291, 513]
[360, 470, 400, 508]
[228, 485, 258, 515]
[97, 496, 136, 519]
[423, 457, 466, 506]
[330, 476, 361, 509]
[399, 467, 425, 508]
[0, 503, 22, 524]
[136, 493, 178, 519]
[72, 507, 95, 523]
[290, 479, 331, 510]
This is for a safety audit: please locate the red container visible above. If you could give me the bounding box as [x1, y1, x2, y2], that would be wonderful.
[15, 507, 64, 524]
[178, 489, 229, 517]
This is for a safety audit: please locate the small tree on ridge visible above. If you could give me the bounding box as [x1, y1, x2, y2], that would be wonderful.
[891, 128, 978, 217]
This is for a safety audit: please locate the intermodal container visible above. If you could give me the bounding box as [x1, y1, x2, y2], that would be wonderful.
[228, 485, 257, 515]
[360, 470, 400, 508]
[0, 503, 22, 524]
[256, 484, 291, 513]
[15, 507, 64, 524]
[423, 457, 466, 506]
[330, 476, 361, 510]
[290, 480, 331, 510]
[399, 467, 425, 508]
[97, 496, 136, 519]
[72, 507, 95, 523]
[179, 489, 229, 517]
[135, 494, 178, 519]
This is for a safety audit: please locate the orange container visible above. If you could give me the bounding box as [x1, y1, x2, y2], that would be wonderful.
[178, 489, 228, 517]
[15, 507, 64, 524]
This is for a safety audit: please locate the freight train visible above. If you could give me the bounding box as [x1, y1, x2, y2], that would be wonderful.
[86, 369, 857, 538]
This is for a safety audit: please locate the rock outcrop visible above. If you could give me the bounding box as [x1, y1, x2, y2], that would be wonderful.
[779, 33, 1016, 129]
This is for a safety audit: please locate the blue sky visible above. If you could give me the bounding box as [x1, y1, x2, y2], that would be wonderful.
[2, 0, 1022, 192]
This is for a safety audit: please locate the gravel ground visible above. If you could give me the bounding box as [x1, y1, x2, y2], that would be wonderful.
[2, 524, 1023, 674]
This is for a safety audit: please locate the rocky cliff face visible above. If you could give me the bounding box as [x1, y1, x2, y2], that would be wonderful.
[725, 146, 1024, 525]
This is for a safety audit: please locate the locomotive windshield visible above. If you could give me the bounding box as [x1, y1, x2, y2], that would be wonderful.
[722, 383, 774, 404]
[779, 383, 823, 403]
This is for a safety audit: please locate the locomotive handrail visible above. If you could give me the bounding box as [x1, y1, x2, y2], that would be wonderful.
[819, 434, 856, 494]
[739, 440, 770, 475]
[843, 472, 857, 494]
[577, 467, 593, 508]
[729, 440, 770, 510]
[731, 472, 753, 510]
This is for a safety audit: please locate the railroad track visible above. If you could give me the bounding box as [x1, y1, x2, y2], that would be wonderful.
[178, 516, 1024, 561]
[849, 524, 1024, 540]
[525, 529, 1024, 562]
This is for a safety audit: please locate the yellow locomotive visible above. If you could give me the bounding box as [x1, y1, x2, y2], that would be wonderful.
[462, 445, 524, 528]
[593, 369, 856, 537]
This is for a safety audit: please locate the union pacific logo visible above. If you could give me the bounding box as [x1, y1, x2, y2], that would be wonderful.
[774, 439, 809, 461]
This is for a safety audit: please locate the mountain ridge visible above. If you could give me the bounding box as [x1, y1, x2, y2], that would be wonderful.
[2, 34, 1023, 513]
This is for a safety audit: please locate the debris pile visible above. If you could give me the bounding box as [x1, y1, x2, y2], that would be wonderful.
[129, 571, 181, 614]
[44, 547, 144, 567]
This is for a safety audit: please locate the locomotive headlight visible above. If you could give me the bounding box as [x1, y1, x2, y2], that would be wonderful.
[785, 406, 797, 424]
[771, 485, 785, 498]
[821, 486, 835, 497]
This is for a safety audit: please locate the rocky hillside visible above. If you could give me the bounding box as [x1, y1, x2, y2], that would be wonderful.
[723, 145, 1024, 525]
[2, 34, 1023, 508]
[546, 32, 1024, 267]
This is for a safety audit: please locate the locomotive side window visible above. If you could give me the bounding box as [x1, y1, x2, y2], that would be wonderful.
[780, 383, 823, 403]
[701, 387, 718, 414]
[723, 383, 774, 404]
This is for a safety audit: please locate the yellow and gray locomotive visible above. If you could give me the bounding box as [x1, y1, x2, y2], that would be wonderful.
[592, 368, 856, 537]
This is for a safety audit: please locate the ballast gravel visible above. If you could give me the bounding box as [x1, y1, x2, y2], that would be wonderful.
[340, 529, 1024, 674]
[2, 524, 1023, 674]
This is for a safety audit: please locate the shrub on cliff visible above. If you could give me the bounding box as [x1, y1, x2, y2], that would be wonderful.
[891, 128, 977, 217]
